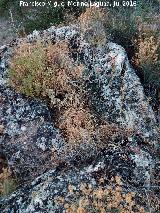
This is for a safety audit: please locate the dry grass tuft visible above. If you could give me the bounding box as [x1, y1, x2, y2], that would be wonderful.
[59, 105, 96, 144]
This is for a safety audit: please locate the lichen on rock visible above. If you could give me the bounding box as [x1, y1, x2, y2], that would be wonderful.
[0, 8, 159, 212]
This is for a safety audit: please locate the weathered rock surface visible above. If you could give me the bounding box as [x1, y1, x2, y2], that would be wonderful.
[0, 24, 159, 212]
[0, 149, 150, 212]
[83, 42, 158, 144]
[0, 85, 66, 180]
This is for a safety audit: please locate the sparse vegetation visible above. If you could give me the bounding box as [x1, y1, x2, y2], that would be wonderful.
[0, 167, 18, 197]
[132, 35, 160, 89]
[9, 34, 131, 149]
[9, 39, 96, 145]
[79, 7, 107, 47]
[9, 40, 81, 99]
[1, 2, 159, 209]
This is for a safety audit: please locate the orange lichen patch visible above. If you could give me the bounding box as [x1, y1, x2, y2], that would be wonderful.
[139, 207, 145, 213]
[115, 175, 123, 186]
[65, 204, 76, 213]
[68, 184, 75, 194]
[93, 187, 104, 200]
[125, 192, 133, 204]
[54, 196, 65, 205]
[62, 176, 151, 213]
[78, 198, 89, 208]
[77, 207, 85, 213]
[80, 183, 93, 196]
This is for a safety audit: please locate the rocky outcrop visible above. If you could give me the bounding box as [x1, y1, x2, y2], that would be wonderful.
[0, 24, 159, 212]
[0, 152, 144, 212]
[83, 42, 158, 143]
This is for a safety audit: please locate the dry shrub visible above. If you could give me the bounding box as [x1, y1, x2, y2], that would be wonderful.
[132, 35, 160, 88]
[133, 36, 159, 66]
[9, 39, 95, 146]
[9, 40, 84, 106]
[59, 105, 96, 144]
[0, 168, 17, 196]
[79, 7, 107, 46]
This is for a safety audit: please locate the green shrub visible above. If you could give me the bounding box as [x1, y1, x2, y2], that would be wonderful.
[9, 41, 46, 97]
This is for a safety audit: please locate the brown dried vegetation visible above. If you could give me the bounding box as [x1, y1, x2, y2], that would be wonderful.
[132, 34, 160, 89]
[79, 8, 107, 46]
[59, 106, 96, 144]
[133, 36, 159, 67]
[9, 37, 134, 148]
[9, 39, 96, 146]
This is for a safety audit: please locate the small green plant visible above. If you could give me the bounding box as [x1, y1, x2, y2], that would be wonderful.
[0, 168, 18, 197]
[9, 41, 46, 97]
